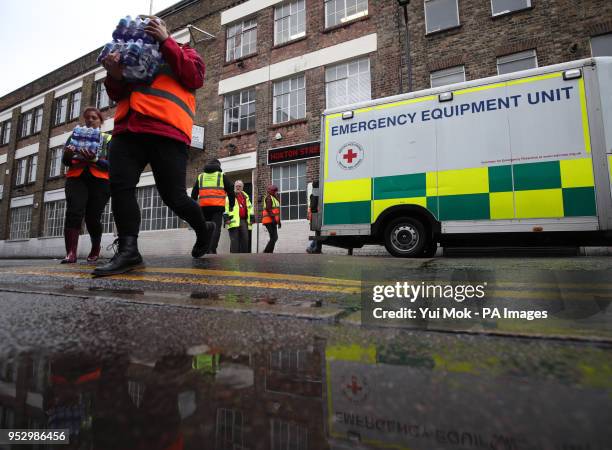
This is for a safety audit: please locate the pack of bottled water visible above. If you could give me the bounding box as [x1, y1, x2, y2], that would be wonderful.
[97, 16, 164, 83]
[69, 126, 102, 158]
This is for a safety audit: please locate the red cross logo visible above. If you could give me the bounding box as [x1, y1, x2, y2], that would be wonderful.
[337, 142, 364, 170]
[342, 149, 358, 164]
[346, 376, 362, 395]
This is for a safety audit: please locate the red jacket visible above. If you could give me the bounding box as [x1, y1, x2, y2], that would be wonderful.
[105, 37, 205, 145]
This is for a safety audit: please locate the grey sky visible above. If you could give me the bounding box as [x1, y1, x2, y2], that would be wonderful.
[0, 0, 180, 98]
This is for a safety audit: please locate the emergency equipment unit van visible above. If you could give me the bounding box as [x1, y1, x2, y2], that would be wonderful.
[311, 58, 612, 257]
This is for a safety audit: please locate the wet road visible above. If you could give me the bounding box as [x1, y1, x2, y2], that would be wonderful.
[0, 255, 611, 449]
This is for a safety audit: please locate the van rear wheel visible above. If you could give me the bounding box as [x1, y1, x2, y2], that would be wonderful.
[384, 217, 427, 258]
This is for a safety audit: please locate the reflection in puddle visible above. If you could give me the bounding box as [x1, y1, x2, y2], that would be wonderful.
[0, 333, 610, 449]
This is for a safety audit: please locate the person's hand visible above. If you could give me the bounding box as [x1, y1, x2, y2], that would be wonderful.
[102, 52, 123, 80]
[144, 19, 169, 43]
[278, 222, 282, 229]
[80, 149, 97, 161]
[249, 214, 255, 223]
[64, 145, 75, 159]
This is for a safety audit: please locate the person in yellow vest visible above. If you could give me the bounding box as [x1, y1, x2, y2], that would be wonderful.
[61, 107, 111, 264]
[190, 159, 234, 254]
[94, 16, 214, 276]
[225, 180, 253, 253]
[262, 184, 281, 253]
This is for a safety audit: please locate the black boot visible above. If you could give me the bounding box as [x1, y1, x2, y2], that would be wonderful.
[192, 222, 216, 258]
[92, 236, 143, 277]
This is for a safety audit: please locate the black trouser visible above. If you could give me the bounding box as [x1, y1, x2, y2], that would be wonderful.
[201, 208, 223, 253]
[264, 223, 278, 253]
[109, 132, 206, 237]
[229, 219, 249, 253]
[64, 170, 110, 244]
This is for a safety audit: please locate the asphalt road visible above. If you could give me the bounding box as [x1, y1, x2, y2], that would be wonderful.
[0, 254, 611, 449]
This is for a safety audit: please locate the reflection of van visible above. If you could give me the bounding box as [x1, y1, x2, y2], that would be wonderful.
[311, 58, 612, 257]
[324, 344, 612, 449]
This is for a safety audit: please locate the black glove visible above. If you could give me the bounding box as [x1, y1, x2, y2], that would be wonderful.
[249, 214, 255, 223]
[278, 222, 282, 229]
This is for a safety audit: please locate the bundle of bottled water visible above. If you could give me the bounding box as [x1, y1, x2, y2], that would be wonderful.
[97, 16, 164, 83]
[69, 126, 102, 157]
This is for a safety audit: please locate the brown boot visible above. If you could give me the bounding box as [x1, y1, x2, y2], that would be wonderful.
[61, 228, 80, 264]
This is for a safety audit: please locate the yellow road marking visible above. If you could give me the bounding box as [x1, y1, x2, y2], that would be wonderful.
[2, 269, 361, 294]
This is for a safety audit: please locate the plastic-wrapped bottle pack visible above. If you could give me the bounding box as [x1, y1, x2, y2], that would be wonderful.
[69, 126, 102, 159]
[97, 16, 164, 83]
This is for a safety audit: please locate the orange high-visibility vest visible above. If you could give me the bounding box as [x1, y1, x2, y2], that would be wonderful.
[197, 171, 226, 207]
[262, 195, 280, 225]
[66, 133, 111, 179]
[114, 65, 195, 140]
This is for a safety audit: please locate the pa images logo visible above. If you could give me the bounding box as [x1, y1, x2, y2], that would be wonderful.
[337, 142, 364, 170]
[341, 374, 369, 402]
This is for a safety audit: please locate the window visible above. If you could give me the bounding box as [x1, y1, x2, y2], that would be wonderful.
[216, 409, 245, 450]
[491, 0, 530, 16]
[424, 0, 460, 34]
[271, 419, 308, 450]
[53, 90, 81, 126]
[226, 19, 257, 62]
[48, 147, 64, 178]
[15, 154, 38, 186]
[69, 91, 81, 121]
[275, 0, 306, 45]
[497, 49, 537, 75]
[272, 162, 307, 220]
[9, 206, 32, 240]
[136, 185, 181, 231]
[0, 120, 11, 145]
[53, 97, 68, 126]
[270, 350, 306, 372]
[19, 106, 43, 138]
[30, 357, 49, 393]
[325, 57, 371, 109]
[273, 75, 306, 123]
[591, 33, 612, 57]
[101, 202, 115, 234]
[224, 89, 256, 134]
[430, 65, 466, 88]
[325, 0, 368, 28]
[43, 200, 66, 237]
[96, 80, 115, 109]
[128, 380, 146, 408]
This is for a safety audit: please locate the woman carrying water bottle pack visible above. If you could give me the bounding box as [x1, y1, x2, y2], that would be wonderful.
[60, 107, 112, 264]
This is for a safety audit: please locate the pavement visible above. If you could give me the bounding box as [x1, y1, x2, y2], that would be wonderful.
[0, 254, 611, 448]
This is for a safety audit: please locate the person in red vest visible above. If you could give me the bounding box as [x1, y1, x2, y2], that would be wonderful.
[94, 17, 214, 276]
[61, 107, 111, 264]
[262, 184, 281, 253]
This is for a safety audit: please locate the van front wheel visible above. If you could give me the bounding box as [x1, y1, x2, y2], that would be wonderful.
[384, 217, 427, 258]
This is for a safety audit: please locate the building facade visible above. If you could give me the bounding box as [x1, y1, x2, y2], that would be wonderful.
[0, 0, 611, 257]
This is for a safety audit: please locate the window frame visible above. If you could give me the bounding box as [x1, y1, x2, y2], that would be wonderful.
[272, 162, 308, 221]
[136, 185, 181, 231]
[273, 74, 306, 124]
[490, 0, 531, 17]
[95, 80, 116, 110]
[0, 119, 11, 145]
[496, 49, 538, 75]
[424, 0, 460, 34]
[430, 65, 466, 88]
[8, 205, 32, 240]
[15, 154, 38, 186]
[43, 199, 66, 237]
[225, 18, 258, 62]
[274, 0, 306, 46]
[18, 106, 42, 139]
[324, 0, 369, 29]
[48, 146, 64, 179]
[325, 57, 371, 109]
[53, 89, 81, 127]
[590, 33, 612, 57]
[223, 88, 256, 135]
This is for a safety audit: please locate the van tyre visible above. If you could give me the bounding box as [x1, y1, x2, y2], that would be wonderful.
[384, 217, 427, 258]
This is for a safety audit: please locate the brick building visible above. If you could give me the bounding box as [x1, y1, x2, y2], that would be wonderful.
[0, 0, 611, 257]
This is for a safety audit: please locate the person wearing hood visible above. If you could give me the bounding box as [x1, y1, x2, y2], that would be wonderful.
[262, 184, 281, 253]
[191, 159, 235, 254]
